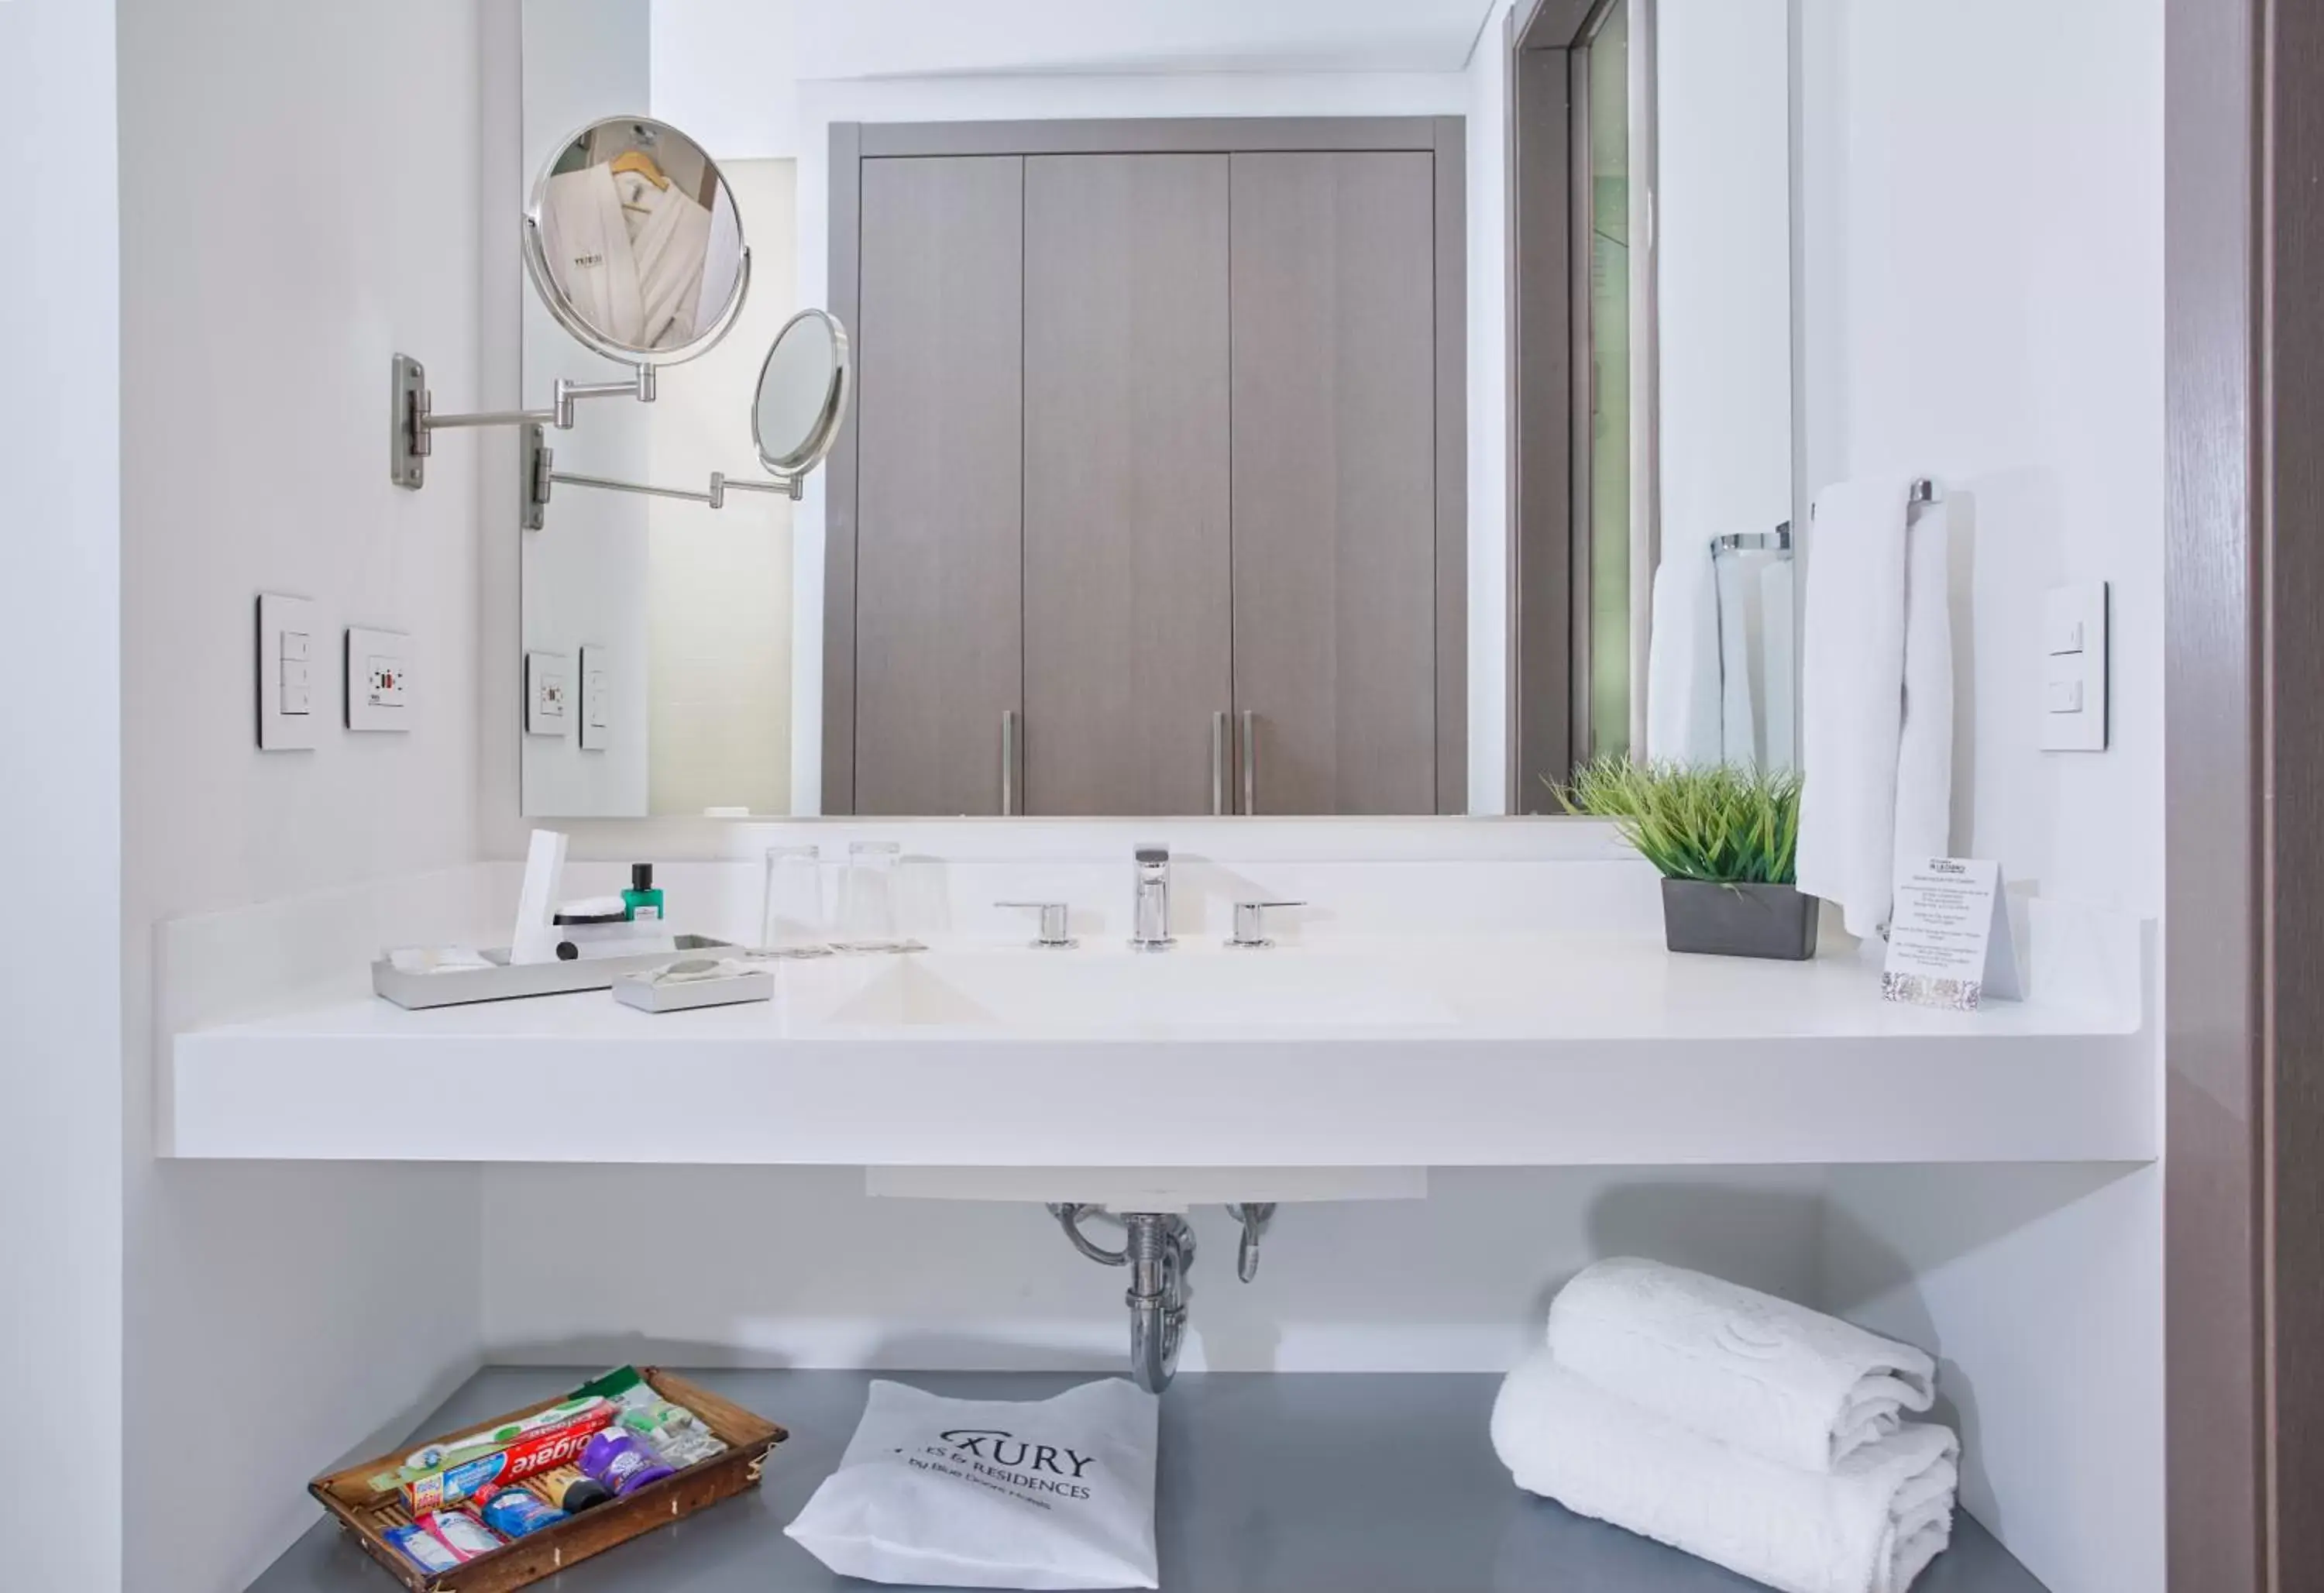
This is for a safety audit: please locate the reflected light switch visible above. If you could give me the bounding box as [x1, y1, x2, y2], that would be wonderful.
[579, 643, 610, 752]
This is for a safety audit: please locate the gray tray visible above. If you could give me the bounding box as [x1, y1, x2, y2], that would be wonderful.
[614, 965, 775, 1013]
[371, 936, 738, 1010]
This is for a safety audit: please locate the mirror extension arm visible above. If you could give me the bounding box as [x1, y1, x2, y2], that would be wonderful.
[390, 354, 657, 491]
[518, 423, 802, 532]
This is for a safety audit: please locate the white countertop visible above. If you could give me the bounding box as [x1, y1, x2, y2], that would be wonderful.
[167, 934, 2154, 1167]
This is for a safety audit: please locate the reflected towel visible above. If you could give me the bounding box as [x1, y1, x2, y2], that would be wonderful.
[1546, 1258, 1937, 1471]
[1716, 551, 1760, 766]
[1647, 546, 1724, 766]
[1492, 1351, 1958, 1593]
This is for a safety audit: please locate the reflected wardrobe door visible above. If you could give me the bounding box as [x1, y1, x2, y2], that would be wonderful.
[1022, 153, 1234, 817]
[1229, 150, 1439, 815]
[851, 155, 1026, 816]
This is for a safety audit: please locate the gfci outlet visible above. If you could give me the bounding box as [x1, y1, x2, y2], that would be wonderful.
[256, 592, 318, 752]
[525, 651, 572, 737]
[346, 626, 411, 732]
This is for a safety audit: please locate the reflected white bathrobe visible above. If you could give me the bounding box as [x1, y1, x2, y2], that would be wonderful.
[538, 162, 712, 349]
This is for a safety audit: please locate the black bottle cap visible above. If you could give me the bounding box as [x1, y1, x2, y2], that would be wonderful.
[631, 862, 655, 892]
[557, 1476, 614, 1513]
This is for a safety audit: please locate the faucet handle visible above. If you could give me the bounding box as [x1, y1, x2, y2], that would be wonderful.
[997, 900, 1076, 948]
[1228, 900, 1305, 950]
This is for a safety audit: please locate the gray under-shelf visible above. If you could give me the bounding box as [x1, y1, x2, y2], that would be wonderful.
[250, 1368, 2051, 1593]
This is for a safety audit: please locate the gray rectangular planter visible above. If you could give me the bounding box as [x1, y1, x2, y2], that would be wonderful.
[1660, 879, 1818, 960]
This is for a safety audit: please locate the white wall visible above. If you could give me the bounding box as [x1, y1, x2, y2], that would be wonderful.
[482, 1165, 1828, 1373]
[115, 1, 497, 1586]
[647, 160, 800, 815]
[0, 3, 122, 1588]
[1798, 2, 2167, 1588]
[520, 0, 656, 817]
[1657, 0, 1794, 552]
[1465, 1, 1515, 812]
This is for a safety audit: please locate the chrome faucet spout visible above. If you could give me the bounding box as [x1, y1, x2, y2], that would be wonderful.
[1131, 845, 1174, 951]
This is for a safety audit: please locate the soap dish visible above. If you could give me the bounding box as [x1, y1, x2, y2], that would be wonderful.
[613, 960, 775, 1013]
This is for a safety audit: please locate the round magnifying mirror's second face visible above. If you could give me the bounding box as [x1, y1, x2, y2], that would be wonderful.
[755, 309, 852, 476]
[526, 116, 748, 364]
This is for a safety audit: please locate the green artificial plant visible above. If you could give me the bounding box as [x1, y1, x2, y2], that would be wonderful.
[1554, 756, 1803, 886]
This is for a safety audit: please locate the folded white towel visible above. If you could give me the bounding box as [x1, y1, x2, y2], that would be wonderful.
[1547, 1258, 1936, 1471]
[1493, 1350, 1958, 1593]
[1797, 478, 1957, 938]
[1646, 546, 1724, 766]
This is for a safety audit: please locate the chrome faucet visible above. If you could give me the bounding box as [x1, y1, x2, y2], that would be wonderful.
[1131, 845, 1174, 951]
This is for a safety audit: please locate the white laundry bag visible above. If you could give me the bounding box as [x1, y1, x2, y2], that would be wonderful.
[785, 1378, 1162, 1590]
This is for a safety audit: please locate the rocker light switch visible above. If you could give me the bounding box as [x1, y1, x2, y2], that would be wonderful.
[256, 593, 318, 751]
[346, 626, 411, 732]
[2040, 583, 2109, 752]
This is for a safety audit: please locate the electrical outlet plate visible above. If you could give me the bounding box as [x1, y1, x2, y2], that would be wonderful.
[346, 626, 411, 732]
[525, 650, 571, 737]
[256, 593, 318, 752]
[579, 643, 611, 752]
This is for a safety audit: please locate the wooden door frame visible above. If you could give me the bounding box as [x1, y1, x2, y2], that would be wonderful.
[824, 116, 1469, 816]
[1507, 0, 1656, 810]
[2166, 0, 2324, 1585]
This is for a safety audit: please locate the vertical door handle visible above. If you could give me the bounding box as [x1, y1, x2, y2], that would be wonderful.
[1239, 710, 1258, 816]
[1212, 711, 1232, 816]
[1001, 709, 1020, 816]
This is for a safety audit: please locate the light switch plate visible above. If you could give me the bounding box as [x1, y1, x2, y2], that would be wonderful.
[524, 650, 571, 737]
[256, 592, 318, 752]
[579, 643, 611, 752]
[346, 626, 411, 732]
[2040, 583, 2109, 752]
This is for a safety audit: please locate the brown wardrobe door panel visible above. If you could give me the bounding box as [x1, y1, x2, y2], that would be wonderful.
[1230, 150, 1439, 815]
[1023, 154, 1234, 816]
[852, 156, 1024, 816]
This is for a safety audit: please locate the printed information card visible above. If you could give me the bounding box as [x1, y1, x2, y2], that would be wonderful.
[1881, 858, 2021, 1010]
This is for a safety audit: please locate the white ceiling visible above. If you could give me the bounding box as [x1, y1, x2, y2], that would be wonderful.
[789, 0, 1504, 79]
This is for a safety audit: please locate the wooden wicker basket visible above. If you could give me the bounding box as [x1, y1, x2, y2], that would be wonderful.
[308, 1369, 787, 1592]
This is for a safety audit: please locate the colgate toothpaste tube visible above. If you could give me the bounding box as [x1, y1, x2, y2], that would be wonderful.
[401, 1401, 618, 1514]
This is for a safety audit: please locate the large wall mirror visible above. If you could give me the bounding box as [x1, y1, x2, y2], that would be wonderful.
[518, 0, 1797, 820]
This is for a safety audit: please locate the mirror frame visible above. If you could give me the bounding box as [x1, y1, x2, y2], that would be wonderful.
[521, 114, 755, 368]
[754, 308, 854, 477]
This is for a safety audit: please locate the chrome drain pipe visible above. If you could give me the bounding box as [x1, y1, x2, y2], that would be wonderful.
[1047, 1202, 1278, 1392]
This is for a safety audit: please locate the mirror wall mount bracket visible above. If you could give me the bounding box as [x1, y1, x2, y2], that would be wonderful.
[517, 423, 805, 532]
[390, 353, 658, 490]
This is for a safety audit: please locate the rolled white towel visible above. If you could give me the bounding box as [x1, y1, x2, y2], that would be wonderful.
[1492, 1350, 1958, 1593]
[1547, 1258, 1936, 1471]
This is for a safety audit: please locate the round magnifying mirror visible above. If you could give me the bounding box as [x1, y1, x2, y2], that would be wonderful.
[753, 309, 852, 477]
[523, 115, 750, 365]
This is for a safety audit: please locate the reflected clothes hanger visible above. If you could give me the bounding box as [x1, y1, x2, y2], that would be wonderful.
[609, 150, 670, 191]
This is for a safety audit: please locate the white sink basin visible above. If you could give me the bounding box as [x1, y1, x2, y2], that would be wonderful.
[810, 947, 1456, 1034]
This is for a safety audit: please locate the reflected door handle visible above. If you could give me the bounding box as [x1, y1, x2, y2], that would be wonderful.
[1001, 710, 1021, 817]
[1212, 711, 1232, 816]
[1239, 710, 1258, 816]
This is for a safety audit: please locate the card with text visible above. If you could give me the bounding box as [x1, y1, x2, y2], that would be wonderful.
[1882, 858, 2021, 1010]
